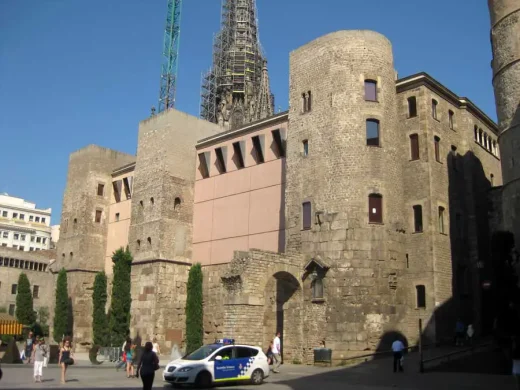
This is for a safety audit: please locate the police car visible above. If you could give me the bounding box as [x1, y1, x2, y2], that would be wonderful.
[163, 338, 269, 387]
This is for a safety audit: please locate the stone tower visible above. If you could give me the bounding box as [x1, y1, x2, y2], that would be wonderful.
[200, 0, 274, 130]
[488, 0, 520, 242]
[285, 31, 407, 350]
[56, 145, 135, 346]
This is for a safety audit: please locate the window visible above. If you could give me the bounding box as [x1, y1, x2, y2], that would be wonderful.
[236, 347, 258, 358]
[302, 202, 312, 230]
[41, 217, 46, 224]
[431, 99, 438, 119]
[416, 285, 426, 308]
[123, 177, 132, 199]
[479, 129, 483, 144]
[19, 214, 24, 220]
[493, 141, 498, 156]
[95, 210, 102, 223]
[30, 236, 35, 242]
[474, 126, 478, 141]
[42, 238, 46, 244]
[147, 237, 152, 245]
[198, 152, 210, 178]
[302, 140, 309, 157]
[232, 141, 245, 169]
[36, 237, 41, 243]
[174, 197, 181, 210]
[13, 245, 18, 250]
[307, 91, 312, 112]
[312, 278, 324, 299]
[364, 80, 377, 101]
[150, 197, 154, 205]
[35, 217, 40, 223]
[3, 232, 8, 238]
[13, 212, 18, 219]
[2, 243, 7, 247]
[215, 147, 227, 173]
[252, 135, 265, 163]
[20, 234, 26, 241]
[271, 129, 285, 158]
[97, 183, 105, 196]
[215, 347, 233, 360]
[302, 91, 312, 113]
[448, 110, 454, 129]
[413, 205, 423, 233]
[19, 246, 24, 251]
[113, 180, 122, 203]
[33, 285, 39, 298]
[11, 284, 17, 294]
[368, 194, 383, 223]
[407, 96, 417, 118]
[490, 173, 494, 186]
[438, 206, 445, 234]
[29, 215, 34, 222]
[137, 239, 141, 249]
[115, 213, 120, 222]
[14, 233, 19, 240]
[366, 119, 380, 146]
[434, 136, 441, 162]
[2, 211, 7, 217]
[410, 134, 419, 160]
[8, 304, 15, 316]
[29, 247, 34, 251]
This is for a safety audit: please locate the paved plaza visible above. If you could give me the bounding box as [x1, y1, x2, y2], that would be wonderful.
[0, 353, 515, 390]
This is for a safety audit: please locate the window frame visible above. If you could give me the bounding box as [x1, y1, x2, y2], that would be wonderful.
[438, 206, 446, 234]
[366, 119, 380, 147]
[434, 136, 441, 162]
[302, 201, 312, 230]
[368, 194, 383, 224]
[407, 96, 417, 118]
[431, 99, 438, 120]
[416, 285, 426, 308]
[97, 183, 105, 197]
[95, 209, 102, 223]
[448, 110, 454, 129]
[413, 205, 423, 233]
[364, 79, 378, 102]
[410, 134, 420, 161]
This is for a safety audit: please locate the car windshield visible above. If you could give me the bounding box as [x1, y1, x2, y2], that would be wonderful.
[183, 345, 219, 361]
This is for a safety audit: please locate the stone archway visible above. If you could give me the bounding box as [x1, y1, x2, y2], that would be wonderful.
[263, 271, 303, 363]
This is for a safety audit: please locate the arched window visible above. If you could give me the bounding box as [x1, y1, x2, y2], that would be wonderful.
[479, 129, 483, 144]
[434, 136, 441, 162]
[137, 239, 141, 249]
[438, 206, 446, 234]
[150, 197, 155, 205]
[366, 119, 380, 146]
[147, 237, 152, 245]
[431, 99, 438, 119]
[174, 197, 181, 210]
[368, 194, 383, 223]
[364, 79, 377, 101]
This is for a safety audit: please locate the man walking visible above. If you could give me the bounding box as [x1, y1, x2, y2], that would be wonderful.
[392, 337, 405, 373]
[271, 332, 281, 373]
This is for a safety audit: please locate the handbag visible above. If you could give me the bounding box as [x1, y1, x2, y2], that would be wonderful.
[64, 358, 75, 366]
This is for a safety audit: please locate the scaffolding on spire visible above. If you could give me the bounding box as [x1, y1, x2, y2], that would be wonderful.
[158, 0, 183, 113]
[200, 0, 273, 129]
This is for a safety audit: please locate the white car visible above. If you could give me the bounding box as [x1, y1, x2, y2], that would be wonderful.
[163, 339, 269, 387]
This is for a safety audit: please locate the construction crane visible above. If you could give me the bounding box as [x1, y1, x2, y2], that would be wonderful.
[158, 0, 183, 113]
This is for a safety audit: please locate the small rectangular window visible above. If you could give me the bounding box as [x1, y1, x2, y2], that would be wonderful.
[33, 285, 39, 298]
[2, 232, 7, 238]
[410, 134, 419, 160]
[432, 99, 438, 119]
[215, 147, 227, 174]
[19, 214, 24, 220]
[115, 212, 120, 222]
[438, 206, 445, 234]
[113, 180, 122, 203]
[364, 80, 377, 101]
[434, 136, 441, 162]
[42, 238, 47, 244]
[42, 217, 46, 224]
[407, 96, 417, 118]
[368, 194, 383, 223]
[97, 183, 105, 196]
[232, 141, 245, 169]
[8, 304, 15, 316]
[271, 129, 285, 158]
[36, 237, 41, 243]
[448, 110, 454, 129]
[13, 213, 18, 219]
[29, 247, 34, 251]
[2, 211, 7, 217]
[95, 210, 102, 223]
[198, 152, 210, 178]
[307, 91, 312, 112]
[302, 202, 312, 230]
[19, 246, 24, 251]
[14, 233, 19, 240]
[302, 140, 309, 157]
[29, 215, 34, 222]
[413, 205, 423, 232]
[416, 285, 426, 308]
[252, 135, 265, 164]
[11, 284, 17, 294]
[366, 119, 380, 147]
[20, 234, 26, 241]
[35, 217, 40, 223]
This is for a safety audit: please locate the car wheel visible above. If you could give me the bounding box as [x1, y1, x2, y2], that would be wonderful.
[195, 371, 212, 388]
[251, 369, 264, 385]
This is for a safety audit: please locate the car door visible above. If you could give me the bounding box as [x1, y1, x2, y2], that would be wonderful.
[233, 347, 259, 379]
[212, 346, 236, 382]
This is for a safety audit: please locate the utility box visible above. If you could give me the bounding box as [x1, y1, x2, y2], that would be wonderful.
[313, 348, 332, 366]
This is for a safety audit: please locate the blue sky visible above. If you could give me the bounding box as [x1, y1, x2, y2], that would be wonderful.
[0, 0, 495, 224]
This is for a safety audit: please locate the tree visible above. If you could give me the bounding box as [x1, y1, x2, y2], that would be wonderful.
[15, 273, 35, 325]
[109, 247, 132, 347]
[92, 271, 109, 346]
[185, 263, 203, 354]
[53, 268, 69, 343]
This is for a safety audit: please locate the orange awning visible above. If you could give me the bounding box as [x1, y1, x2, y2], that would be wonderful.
[0, 313, 23, 335]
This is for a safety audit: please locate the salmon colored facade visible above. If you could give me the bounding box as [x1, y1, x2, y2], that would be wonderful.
[192, 113, 288, 265]
[105, 163, 135, 275]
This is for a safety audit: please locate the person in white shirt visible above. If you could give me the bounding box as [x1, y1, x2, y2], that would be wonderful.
[391, 338, 405, 373]
[271, 332, 281, 373]
[152, 337, 161, 355]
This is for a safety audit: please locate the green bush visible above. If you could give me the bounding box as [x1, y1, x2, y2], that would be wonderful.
[185, 263, 203, 354]
[92, 271, 109, 346]
[108, 247, 132, 347]
[53, 268, 69, 343]
[15, 273, 35, 325]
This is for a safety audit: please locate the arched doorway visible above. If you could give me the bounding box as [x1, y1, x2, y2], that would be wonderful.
[263, 271, 303, 363]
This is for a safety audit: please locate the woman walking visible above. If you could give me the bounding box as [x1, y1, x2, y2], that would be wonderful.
[32, 338, 48, 382]
[152, 337, 161, 356]
[58, 338, 74, 384]
[126, 342, 136, 378]
[137, 341, 159, 390]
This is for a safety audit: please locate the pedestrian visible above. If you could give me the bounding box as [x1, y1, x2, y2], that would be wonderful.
[137, 341, 159, 390]
[32, 337, 48, 383]
[24, 331, 35, 364]
[117, 337, 131, 371]
[455, 319, 465, 346]
[59, 338, 74, 384]
[126, 342, 136, 378]
[466, 324, 474, 346]
[265, 341, 273, 365]
[391, 337, 405, 373]
[152, 337, 161, 356]
[271, 332, 281, 373]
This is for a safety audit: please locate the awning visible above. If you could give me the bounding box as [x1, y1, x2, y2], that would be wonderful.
[0, 313, 23, 335]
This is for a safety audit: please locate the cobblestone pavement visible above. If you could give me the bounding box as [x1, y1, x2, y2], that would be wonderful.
[0, 357, 515, 390]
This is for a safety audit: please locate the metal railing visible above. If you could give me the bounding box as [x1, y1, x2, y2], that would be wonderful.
[97, 347, 121, 362]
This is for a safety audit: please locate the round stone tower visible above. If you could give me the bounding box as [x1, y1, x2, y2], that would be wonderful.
[488, 0, 520, 241]
[286, 30, 407, 353]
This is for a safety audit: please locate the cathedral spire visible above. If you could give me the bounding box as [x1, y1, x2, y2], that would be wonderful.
[200, 0, 274, 130]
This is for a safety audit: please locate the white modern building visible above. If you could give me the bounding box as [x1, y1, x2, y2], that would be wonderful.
[0, 193, 52, 252]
